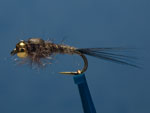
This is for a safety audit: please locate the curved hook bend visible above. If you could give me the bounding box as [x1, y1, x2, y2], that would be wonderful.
[59, 51, 88, 75]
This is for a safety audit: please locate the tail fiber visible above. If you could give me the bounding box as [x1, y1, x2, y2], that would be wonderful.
[76, 48, 139, 68]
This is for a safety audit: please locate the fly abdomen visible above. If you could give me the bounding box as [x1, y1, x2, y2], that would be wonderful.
[45, 42, 77, 55]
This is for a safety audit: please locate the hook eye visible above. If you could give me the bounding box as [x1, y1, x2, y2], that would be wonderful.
[11, 48, 17, 55]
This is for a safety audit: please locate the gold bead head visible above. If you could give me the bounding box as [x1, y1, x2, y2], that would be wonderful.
[16, 41, 28, 58]
[17, 48, 28, 58]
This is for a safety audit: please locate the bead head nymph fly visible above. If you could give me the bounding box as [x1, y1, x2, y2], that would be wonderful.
[11, 38, 139, 75]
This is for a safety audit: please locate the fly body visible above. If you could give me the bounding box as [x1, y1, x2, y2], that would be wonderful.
[11, 38, 139, 75]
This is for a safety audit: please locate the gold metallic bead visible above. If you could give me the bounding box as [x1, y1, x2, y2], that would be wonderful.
[19, 42, 26, 47]
[17, 52, 28, 58]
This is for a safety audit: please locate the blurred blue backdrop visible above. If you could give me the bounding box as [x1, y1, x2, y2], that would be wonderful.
[0, 0, 150, 113]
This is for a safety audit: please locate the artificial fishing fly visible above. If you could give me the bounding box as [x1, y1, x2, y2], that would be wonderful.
[10, 38, 139, 75]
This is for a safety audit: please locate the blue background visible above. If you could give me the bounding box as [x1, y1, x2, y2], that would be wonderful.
[0, 0, 150, 113]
